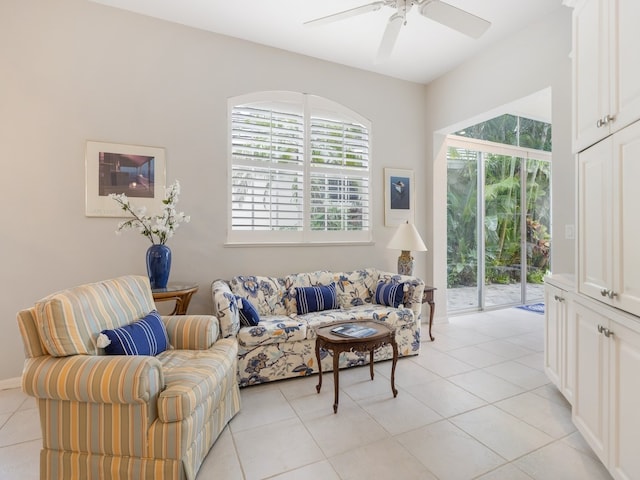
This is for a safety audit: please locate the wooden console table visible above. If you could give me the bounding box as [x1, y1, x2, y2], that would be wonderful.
[152, 283, 199, 315]
[422, 286, 437, 341]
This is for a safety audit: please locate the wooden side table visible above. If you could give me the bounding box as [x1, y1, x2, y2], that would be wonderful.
[315, 320, 398, 413]
[152, 283, 199, 315]
[422, 286, 437, 341]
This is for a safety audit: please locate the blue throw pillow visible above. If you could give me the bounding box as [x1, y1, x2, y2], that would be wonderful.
[296, 283, 339, 315]
[100, 310, 169, 356]
[237, 296, 261, 327]
[374, 282, 405, 308]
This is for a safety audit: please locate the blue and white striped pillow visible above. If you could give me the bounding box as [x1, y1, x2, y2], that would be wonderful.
[296, 283, 339, 315]
[374, 282, 405, 308]
[99, 310, 169, 356]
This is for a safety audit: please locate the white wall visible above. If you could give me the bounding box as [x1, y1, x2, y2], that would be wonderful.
[0, 0, 428, 380]
[0, 0, 574, 382]
[423, 7, 574, 315]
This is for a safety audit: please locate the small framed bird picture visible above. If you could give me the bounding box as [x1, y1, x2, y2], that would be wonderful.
[384, 168, 414, 226]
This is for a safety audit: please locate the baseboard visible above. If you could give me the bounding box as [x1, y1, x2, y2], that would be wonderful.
[0, 376, 21, 390]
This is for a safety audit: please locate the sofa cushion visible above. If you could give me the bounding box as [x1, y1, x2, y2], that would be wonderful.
[156, 337, 238, 423]
[236, 296, 260, 327]
[100, 310, 169, 356]
[237, 317, 307, 347]
[35, 276, 156, 357]
[296, 283, 339, 314]
[230, 275, 287, 316]
[334, 271, 375, 309]
[374, 281, 405, 308]
[284, 269, 378, 314]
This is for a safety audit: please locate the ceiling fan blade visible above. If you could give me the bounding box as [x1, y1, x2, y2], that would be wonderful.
[304, 1, 385, 27]
[419, 0, 491, 39]
[376, 13, 404, 62]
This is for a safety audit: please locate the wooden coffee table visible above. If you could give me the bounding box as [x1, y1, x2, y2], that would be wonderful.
[315, 320, 398, 413]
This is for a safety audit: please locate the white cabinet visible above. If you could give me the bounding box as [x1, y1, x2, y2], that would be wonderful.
[578, 119, 640, 317]
[543, 281, 574, 403]
[573, 0, 609, 151]
[573, 0, 640, 152]
[577, 134, 613, 302]
[572, 299, 609, 463]
[571, 1, 640, 478]
[572, 297, 640, 480]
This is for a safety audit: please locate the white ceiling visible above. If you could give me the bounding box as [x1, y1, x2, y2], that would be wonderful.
[91, 0, 566, 85]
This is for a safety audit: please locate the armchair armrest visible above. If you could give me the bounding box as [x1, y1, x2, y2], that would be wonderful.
[162, 314, 220, 350]
[211, 279, 240, 338]
[22, 354, 164, 405]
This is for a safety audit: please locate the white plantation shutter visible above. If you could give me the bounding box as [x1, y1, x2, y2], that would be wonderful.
[228, 92, 372, 244]
[231, 105, 304, 233]
[309, 116, 370, 232]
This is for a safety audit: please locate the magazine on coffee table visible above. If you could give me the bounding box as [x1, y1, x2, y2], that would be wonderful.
[330, 323, 378, 338]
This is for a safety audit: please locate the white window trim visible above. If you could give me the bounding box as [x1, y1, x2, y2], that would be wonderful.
[227, 91, 373, 246]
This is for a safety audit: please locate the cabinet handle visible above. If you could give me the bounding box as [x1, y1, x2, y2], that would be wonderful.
[596, 114, 616, 128]
[607, 290, 618, 299]
[597, 324, 615, 338]
[601, 288, 609, 297]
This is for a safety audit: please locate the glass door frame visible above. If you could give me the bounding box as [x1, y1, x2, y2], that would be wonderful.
[447, 136, 551, 313]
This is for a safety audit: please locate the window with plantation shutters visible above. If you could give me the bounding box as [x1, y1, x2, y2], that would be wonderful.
[228, 92, 372, 244]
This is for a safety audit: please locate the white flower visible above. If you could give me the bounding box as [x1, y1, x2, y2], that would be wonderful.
[109, 179, 190, 245]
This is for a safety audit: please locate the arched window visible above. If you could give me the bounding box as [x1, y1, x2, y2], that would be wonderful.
[228, 91, 372, 244]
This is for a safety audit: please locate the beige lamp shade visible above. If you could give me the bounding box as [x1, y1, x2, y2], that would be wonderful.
[387, 221, 427, 252]
[387, 222, 427, 276]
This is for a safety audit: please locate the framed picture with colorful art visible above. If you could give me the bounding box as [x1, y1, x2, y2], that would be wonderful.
[85, 141, 166, 217]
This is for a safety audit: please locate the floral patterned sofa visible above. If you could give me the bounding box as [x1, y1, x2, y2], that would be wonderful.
[211, 268, 425, 387]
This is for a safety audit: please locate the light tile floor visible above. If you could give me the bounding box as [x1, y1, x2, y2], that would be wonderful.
[0, 308, 614, 480]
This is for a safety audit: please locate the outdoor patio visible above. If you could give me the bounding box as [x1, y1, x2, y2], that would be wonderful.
[447, 283, 545, 312]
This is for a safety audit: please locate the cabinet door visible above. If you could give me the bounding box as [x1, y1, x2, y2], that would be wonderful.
[544, 285, 562, 387]
[609, 0, 640, 136]
[612, 121, 640, 317]
[573, 0, 610, 151]
[562, 296, 575, 404]
[609, 318, 640, 480]
[578, 137, 613, 304]
[572, 300, 609, 466]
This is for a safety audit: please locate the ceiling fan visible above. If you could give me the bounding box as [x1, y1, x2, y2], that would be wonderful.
[304, 0, 491, 61]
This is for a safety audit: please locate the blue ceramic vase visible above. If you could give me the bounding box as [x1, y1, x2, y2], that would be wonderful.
[146, 244, 171, 289]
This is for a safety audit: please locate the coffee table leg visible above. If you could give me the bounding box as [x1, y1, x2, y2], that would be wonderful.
[391, 339, 398, 398]
[369, 349, 375, 380]
[332, 350, 340, 413]
[428, 300, 435, 341]
[315, 339, 322, 394]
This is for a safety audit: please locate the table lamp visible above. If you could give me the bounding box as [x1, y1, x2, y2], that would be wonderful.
[387, 221, 427, 276]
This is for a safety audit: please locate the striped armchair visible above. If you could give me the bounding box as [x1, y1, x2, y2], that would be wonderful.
[16, 275, 240, 480]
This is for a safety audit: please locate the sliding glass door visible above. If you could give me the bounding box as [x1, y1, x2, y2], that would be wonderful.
[484, 154, 522, 308]
[447, 140, 551, 312]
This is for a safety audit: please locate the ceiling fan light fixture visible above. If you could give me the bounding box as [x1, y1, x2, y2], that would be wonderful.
[419, 0, 491, 39]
